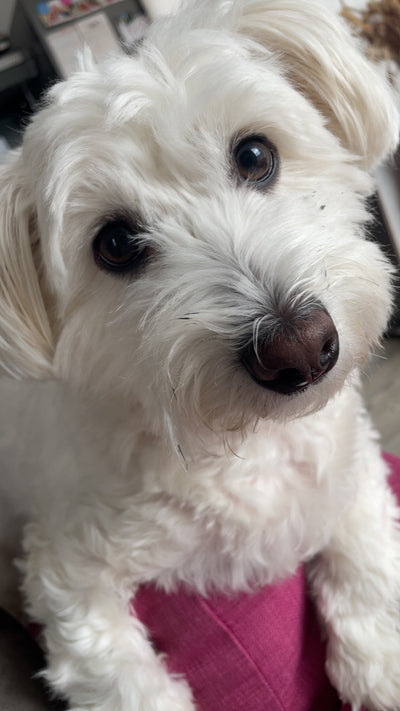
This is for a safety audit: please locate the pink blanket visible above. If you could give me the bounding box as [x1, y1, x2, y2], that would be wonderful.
[134, 453, 400, 711]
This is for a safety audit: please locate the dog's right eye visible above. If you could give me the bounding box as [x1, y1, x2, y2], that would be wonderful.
[233, 136, 278, 187]
[93, 220, 150, 274]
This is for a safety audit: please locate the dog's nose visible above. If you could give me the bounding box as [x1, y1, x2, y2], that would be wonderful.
[242, 309, 339, 395]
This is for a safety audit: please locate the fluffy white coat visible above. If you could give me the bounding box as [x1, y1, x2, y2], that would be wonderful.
[0, 1, 400, 709]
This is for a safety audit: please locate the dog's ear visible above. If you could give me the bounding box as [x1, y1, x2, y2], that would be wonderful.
[0, 151, 54, 378]
[234, 0, 399, 168]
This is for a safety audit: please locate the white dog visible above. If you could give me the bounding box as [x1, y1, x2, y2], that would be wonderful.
[0, 0, 399, 709]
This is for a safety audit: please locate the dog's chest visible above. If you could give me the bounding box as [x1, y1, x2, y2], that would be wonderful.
[125, 397, 359, 590]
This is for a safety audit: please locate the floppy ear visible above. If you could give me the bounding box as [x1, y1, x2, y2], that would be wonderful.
[234, 0, 399, 168]
[0, 151, 54, 378]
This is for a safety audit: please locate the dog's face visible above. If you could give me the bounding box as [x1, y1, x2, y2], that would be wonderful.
[0, 0, 398, 446]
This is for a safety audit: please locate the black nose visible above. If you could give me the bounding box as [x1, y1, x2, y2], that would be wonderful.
[242, 308, 339, 395]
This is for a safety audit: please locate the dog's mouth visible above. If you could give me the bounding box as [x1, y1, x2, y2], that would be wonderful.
[241, 309, 339, 396]
[244, 347, 339, 395]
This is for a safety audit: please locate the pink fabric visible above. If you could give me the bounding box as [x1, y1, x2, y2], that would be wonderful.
[134, 453, 400, 711]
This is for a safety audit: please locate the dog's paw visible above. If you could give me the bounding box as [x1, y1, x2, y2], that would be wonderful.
[67, 673, 195, 711]
[326, 612, 400, 711]
[68, 696, 194, 711]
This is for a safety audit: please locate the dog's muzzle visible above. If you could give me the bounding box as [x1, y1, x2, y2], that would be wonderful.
[241, 308, 339, 395]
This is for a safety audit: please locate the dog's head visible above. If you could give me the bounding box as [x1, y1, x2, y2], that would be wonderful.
[0, 0, 398, 446]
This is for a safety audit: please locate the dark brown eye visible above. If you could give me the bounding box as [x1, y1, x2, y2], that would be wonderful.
[93, 220, 150, 274]
[234, 136, 278, 185]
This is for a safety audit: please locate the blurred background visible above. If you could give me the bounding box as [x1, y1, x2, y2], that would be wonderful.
[0, 0, 170, 151]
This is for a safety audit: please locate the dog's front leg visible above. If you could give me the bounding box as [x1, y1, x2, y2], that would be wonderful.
[308, 445, 400, 711]
[20, 521, 195, 711]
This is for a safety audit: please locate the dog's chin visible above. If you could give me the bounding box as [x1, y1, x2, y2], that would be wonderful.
[248, 372, 343, 424]
[169, 362, 349, 455]
[245, 362, 335, 397]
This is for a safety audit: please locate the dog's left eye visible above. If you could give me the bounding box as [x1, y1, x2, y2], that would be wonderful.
[93, 220, 150, 274]
[233, 136, 278, 186]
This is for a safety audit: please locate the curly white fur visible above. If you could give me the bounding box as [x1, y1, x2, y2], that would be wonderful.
[0, 1, 400, 709]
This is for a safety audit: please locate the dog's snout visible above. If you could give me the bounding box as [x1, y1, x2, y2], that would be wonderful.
[242, 309, 339, 395]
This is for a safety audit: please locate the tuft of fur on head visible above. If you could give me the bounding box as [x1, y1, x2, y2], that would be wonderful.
[0, 0, 398, 454]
